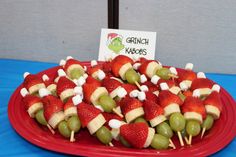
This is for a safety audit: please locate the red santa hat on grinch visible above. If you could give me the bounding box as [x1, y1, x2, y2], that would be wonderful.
[107, 33, 123, 46]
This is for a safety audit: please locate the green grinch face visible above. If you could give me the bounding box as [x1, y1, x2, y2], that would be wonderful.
[108, 37, 124, 54]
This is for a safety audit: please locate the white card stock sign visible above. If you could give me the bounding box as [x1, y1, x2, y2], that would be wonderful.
[98, 29, 156, 61]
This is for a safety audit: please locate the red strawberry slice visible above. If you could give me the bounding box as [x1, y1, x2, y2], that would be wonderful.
[119, 97, 143, 115]
[158, 90, 183, 108]
[102, 77, 122, 93]
[102, 61, 112, 73]
[183, 90, 193, 97]
[121, 83, 137, 94]
[63, 58, 83, 72]
[177, 70, 197, 84]
[143, 100, 164, 121]
[142, 81, 159, 93]
[145, 91, 158, 103]
[23, 95, 42, 110]
[120, 122, 148, 148]
[191, 78, 214, 91]
[56, 76, 76, 96]
[204, 91, 223, 112]
[181, 96, 206, 119]
[139, 60, 158, 77]
[24, 74, 44, 90]
[42, 95, 64, 121]
[64, 97, 74, 110]
[83, 83, 100, 103]
[111, 55, 133, 77]
[86, 76, 101, 86]
[87, 64, 103, 76]
[77, 102, 101, 128]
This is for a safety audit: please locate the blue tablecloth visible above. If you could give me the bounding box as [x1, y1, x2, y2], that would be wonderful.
[0, 59, 235, 157]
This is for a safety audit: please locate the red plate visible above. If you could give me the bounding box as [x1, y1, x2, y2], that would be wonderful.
[8, 62, 236, 156]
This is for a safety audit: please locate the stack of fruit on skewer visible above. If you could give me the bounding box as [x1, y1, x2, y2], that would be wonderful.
[20, 55, 223, 150]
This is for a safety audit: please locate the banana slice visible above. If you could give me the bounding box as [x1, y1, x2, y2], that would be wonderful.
[164, 103, 181, 117]
[143, 127, 155, 148]
[184, 112, 203, 124]
[125, 107, 144, 123]
[109, 86, 121, 98]
[205, 105, 220, 119]
[146, 61, 162, 78]
[90, 87, 108, 106]
[27, 102, 43, 118]
[28, 83, 45, 95]
[150, 115, 167, 127]
[119, 63, 133, 80]
[87, 113, 106, 134]
[47, 84, 57, 93]
[193, 88, 211, 97]
[48, 111, 65, 129]
[169, 86, 181, 95]
[64, 106, 77, 120]
[60, 88, 74, 102]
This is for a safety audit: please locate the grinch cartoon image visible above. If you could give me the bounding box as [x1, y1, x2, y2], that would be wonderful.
[107, 33, 125, 54]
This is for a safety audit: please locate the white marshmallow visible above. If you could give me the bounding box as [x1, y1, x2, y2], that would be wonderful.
[66, 56, 73, 60]
[138, 91, 146, 101]
[94, 105, 104, 112]
[109, 119, 122, 129]
[23, 72, 30, 79]
[83, 66, 87, 71]
[193, 89, 200, 97]
[212, 84, 220, 93]
[20, 88, 29, 97]
[169, 67, 178, 75]
[133, 63, 141, 70]
[160, 83, 169, 90]
[117, 87, 127, 98]
[42, 74, 49, 81]
[129, 90, 139, 98]
[57, 69, 66, 77]
[140, 74, 147, 83]
[72, 95, 82, 105]
[59, 59, 66, 66]
[140, 85, 149, 92]
[74, 86, 83, 95]
[91, 60, 98, 67]
[39, 88, 51, 98]
[151, 75, 160, 85]
[185, 63, 194, 70]
[179, 82, 188, 91]
[197, 72, 206, 78]
[98, 70, 106, 80]
[77, 76, 86, 86]
[83, 73, 88, 79]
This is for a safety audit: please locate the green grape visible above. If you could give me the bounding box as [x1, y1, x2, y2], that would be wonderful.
[186, 120, 201, 136]
[35, 109, 47, 126]
[201, 115, 214, 130]
[119, 136, 131, 147]
[156, 122, 173, 138]
[125, 69, 140, 84]
[134, 117, 149, 126]
[58, 121, 71, 138]
[169, 113, 186, 132]
[96, 126, 112, 145]
[151, 134, 169, 150]
[156, 68, 171, 80]
[178, 92, 186, 101]
[98, 95, 116, 112]
[67, 116, 81, 132]
[69, 68, 84, 80]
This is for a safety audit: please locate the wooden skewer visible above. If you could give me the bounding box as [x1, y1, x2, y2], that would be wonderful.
[168, 73, 178, 79]
[177, 131, 184, 146]
[168, 144, 175, 149]
[47, 124, 55, 134]
[70, 130, 75, 142]
[184, 136, 189, 145]
[135, 81, 142, 90]
[169, 139, 176, 149]
[188, 135, 192, 145]
[201, 127, 206, 139]
[109, 142, 114, 147]
[112, 108, 124, 118]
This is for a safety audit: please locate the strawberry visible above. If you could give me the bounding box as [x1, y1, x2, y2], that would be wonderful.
[145, 91, 158, 103]
[102, 112, 123, 129]
[77, 102, 101, 128]
[181, 96, 206, 119]
[63, 58, 83, 73]
[87, 64, 103, 76]
[23, 95, 42, 110]
[191, 78, 214, 91]
[111, 55, 133, 77]
[183, 90, 193, 97]
[42, 95, 64, 121]
[121, 83, 137, 94]
[177, 70, 197, 84]
[56, 76, 76, 96]
[204, 91, 223, 112]
[119, 97, 143, 115]
[102, 77, 122, 93]
[120, 122, 148, 148]
[158, 90, 183, 108]
[141, 81, 159, 92]
[143, 100, 164, 121]
[83, 83, 100, 103]
[63, 97, 74, 110]
[102, 61, 112, 73]
[24, 74, 44, 90]
[86, 76, 101, 86]
[139, 60, 157, 77]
